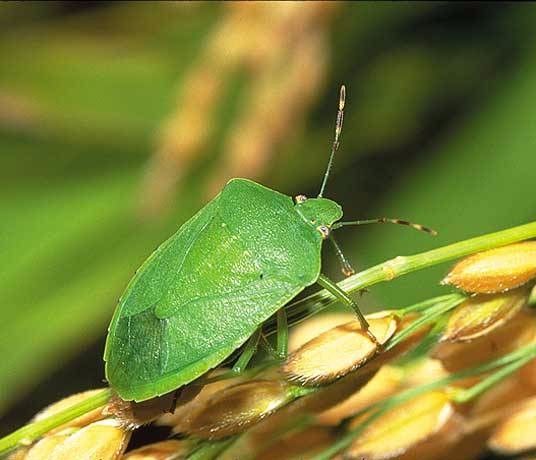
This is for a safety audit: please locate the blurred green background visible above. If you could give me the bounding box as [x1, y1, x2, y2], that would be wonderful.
[1, 2, 535, 435]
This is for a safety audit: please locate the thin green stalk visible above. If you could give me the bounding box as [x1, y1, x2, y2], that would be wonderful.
[285, 221, 536, 319]
[394, 316, 447, 366]
[312, 408, 385, 460]
[186, 438, 236, 460]
[453, 349, 536, 403]
[399, 293, 461, 314]
[369, 342, 536, 411]
[385, 295, 465, 351]
[232, 328, 261, 373]
[0, 388, 112, 455]
[259, 333, 279, 359]
[289, 384, 316, 399]
[266, 293, 460, 338]
[276, 309, 289, 358]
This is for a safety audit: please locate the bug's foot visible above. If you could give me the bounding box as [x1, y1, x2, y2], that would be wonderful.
[364, 328, 384, 351]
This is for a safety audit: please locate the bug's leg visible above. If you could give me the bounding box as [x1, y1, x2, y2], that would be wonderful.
[316, 274, 380, 347]
[328, 235, 371, 295]
[232, 328, 261, 373]
[276, 309, 289, 359]
[259, 333, 278, 358]
[328, 234, 355, 277]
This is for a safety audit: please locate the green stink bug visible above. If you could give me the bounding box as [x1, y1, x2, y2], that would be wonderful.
[104, 86, 434, 402]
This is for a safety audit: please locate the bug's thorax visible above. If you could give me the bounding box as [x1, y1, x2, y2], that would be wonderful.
[294, 196, 343, 239]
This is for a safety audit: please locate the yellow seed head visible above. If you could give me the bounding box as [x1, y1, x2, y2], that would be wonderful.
[441, 289, 529, 343]
[288, 312, 355, 352]
[7, 448, 29, 460]
[400, 358, 449, 388]
[441, 241, 536, 294]
[346, 391, 462, 460]
[41, 419, 131, 460]
[256, 426, 336, 460]
[156, 370, 244, 432]
[488, 397, 536, 455]
[317, 365, 404, 426]
[21, 432, 70, 460]
[433, 309, 536, 373]
[282, 314, 398, 386]
[185, 380, 293, 440]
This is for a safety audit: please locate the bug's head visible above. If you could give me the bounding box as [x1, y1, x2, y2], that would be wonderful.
[294, 195, 343, 239]
[294, 85, 345, 238]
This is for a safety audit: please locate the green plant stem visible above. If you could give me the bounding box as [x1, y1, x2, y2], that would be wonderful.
[385, 295, 465, 351]
[399, 293, 461, 314]
[232, 328, 261, 373]
[284, 221, 536, 321]
[276, 309, 289, 358]
[395, 316, 448, 366]
[0, 388, 112, 455]
[186, 438, 235, 460]
[453, 348, 536, 403]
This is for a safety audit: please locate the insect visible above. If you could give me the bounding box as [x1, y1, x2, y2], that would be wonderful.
[104, 86, 435, 402]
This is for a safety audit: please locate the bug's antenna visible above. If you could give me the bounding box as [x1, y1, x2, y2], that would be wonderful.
[318, 85, 345, 198]
[332, 217, 438, 236]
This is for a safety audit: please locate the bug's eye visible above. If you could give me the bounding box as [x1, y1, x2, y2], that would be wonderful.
[317, 225, 330, 239]
[295, 195, 307, 204]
